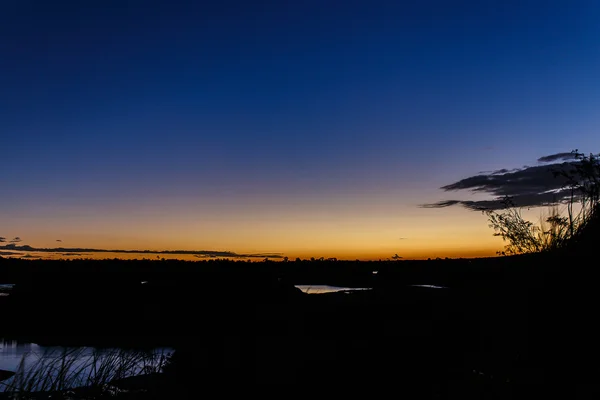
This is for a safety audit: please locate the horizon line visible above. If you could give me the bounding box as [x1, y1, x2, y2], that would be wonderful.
[0, 244, 284, 259]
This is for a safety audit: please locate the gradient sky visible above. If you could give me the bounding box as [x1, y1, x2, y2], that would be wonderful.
[2, 0, 600, 260]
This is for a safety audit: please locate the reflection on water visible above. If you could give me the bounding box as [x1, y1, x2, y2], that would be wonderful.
[296, 285, 447, 294]
[296, 285, 370, 294]
[0, 340, 40, 372]
[0, 285, 14, 297]
[409, 284, 448, 289]
[0, 338, 171, 392]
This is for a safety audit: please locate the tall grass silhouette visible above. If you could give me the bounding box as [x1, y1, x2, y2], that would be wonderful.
[0, 347, 171, 398]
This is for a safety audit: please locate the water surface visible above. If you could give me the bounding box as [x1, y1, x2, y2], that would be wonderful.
[0, 338, 171, 391]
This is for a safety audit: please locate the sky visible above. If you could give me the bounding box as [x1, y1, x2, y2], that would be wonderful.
[1, 0, 600, 260]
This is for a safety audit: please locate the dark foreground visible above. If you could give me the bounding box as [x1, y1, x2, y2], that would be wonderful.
[1, 254, 599, 398]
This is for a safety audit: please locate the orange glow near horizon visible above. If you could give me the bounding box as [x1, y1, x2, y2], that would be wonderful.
[2, 185, 548, 261]
[0, 197, 508, 260]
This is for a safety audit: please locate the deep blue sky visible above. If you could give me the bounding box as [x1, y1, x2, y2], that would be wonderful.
[2, 1, 600, 258]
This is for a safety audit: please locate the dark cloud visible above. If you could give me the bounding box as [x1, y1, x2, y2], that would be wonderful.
[421, 200, 464, 209]
[56, 239, 62, 242]
[21, 254, 40, 259]
[10, 237, 22, 243]
[421, 151, 595, 211]
[422, 190, 571, 211]
[478, 168, 520, 175]
[537, 152, 578, 163]
[3, 244, 33, 251]
[0, 237, 5, 243]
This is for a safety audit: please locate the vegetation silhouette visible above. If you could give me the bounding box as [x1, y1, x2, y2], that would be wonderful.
[1, 348, 170, 397]
[486, 150, 599, 255]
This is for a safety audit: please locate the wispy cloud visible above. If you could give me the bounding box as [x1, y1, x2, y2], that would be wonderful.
[421, 151, 595, 211]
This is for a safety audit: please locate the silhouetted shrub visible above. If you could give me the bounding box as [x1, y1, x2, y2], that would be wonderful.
[486, 151, 600, 255]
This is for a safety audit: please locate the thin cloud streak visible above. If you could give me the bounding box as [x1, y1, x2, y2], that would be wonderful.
[0, 244, 284, 259]
[537, 152, 579, 163]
